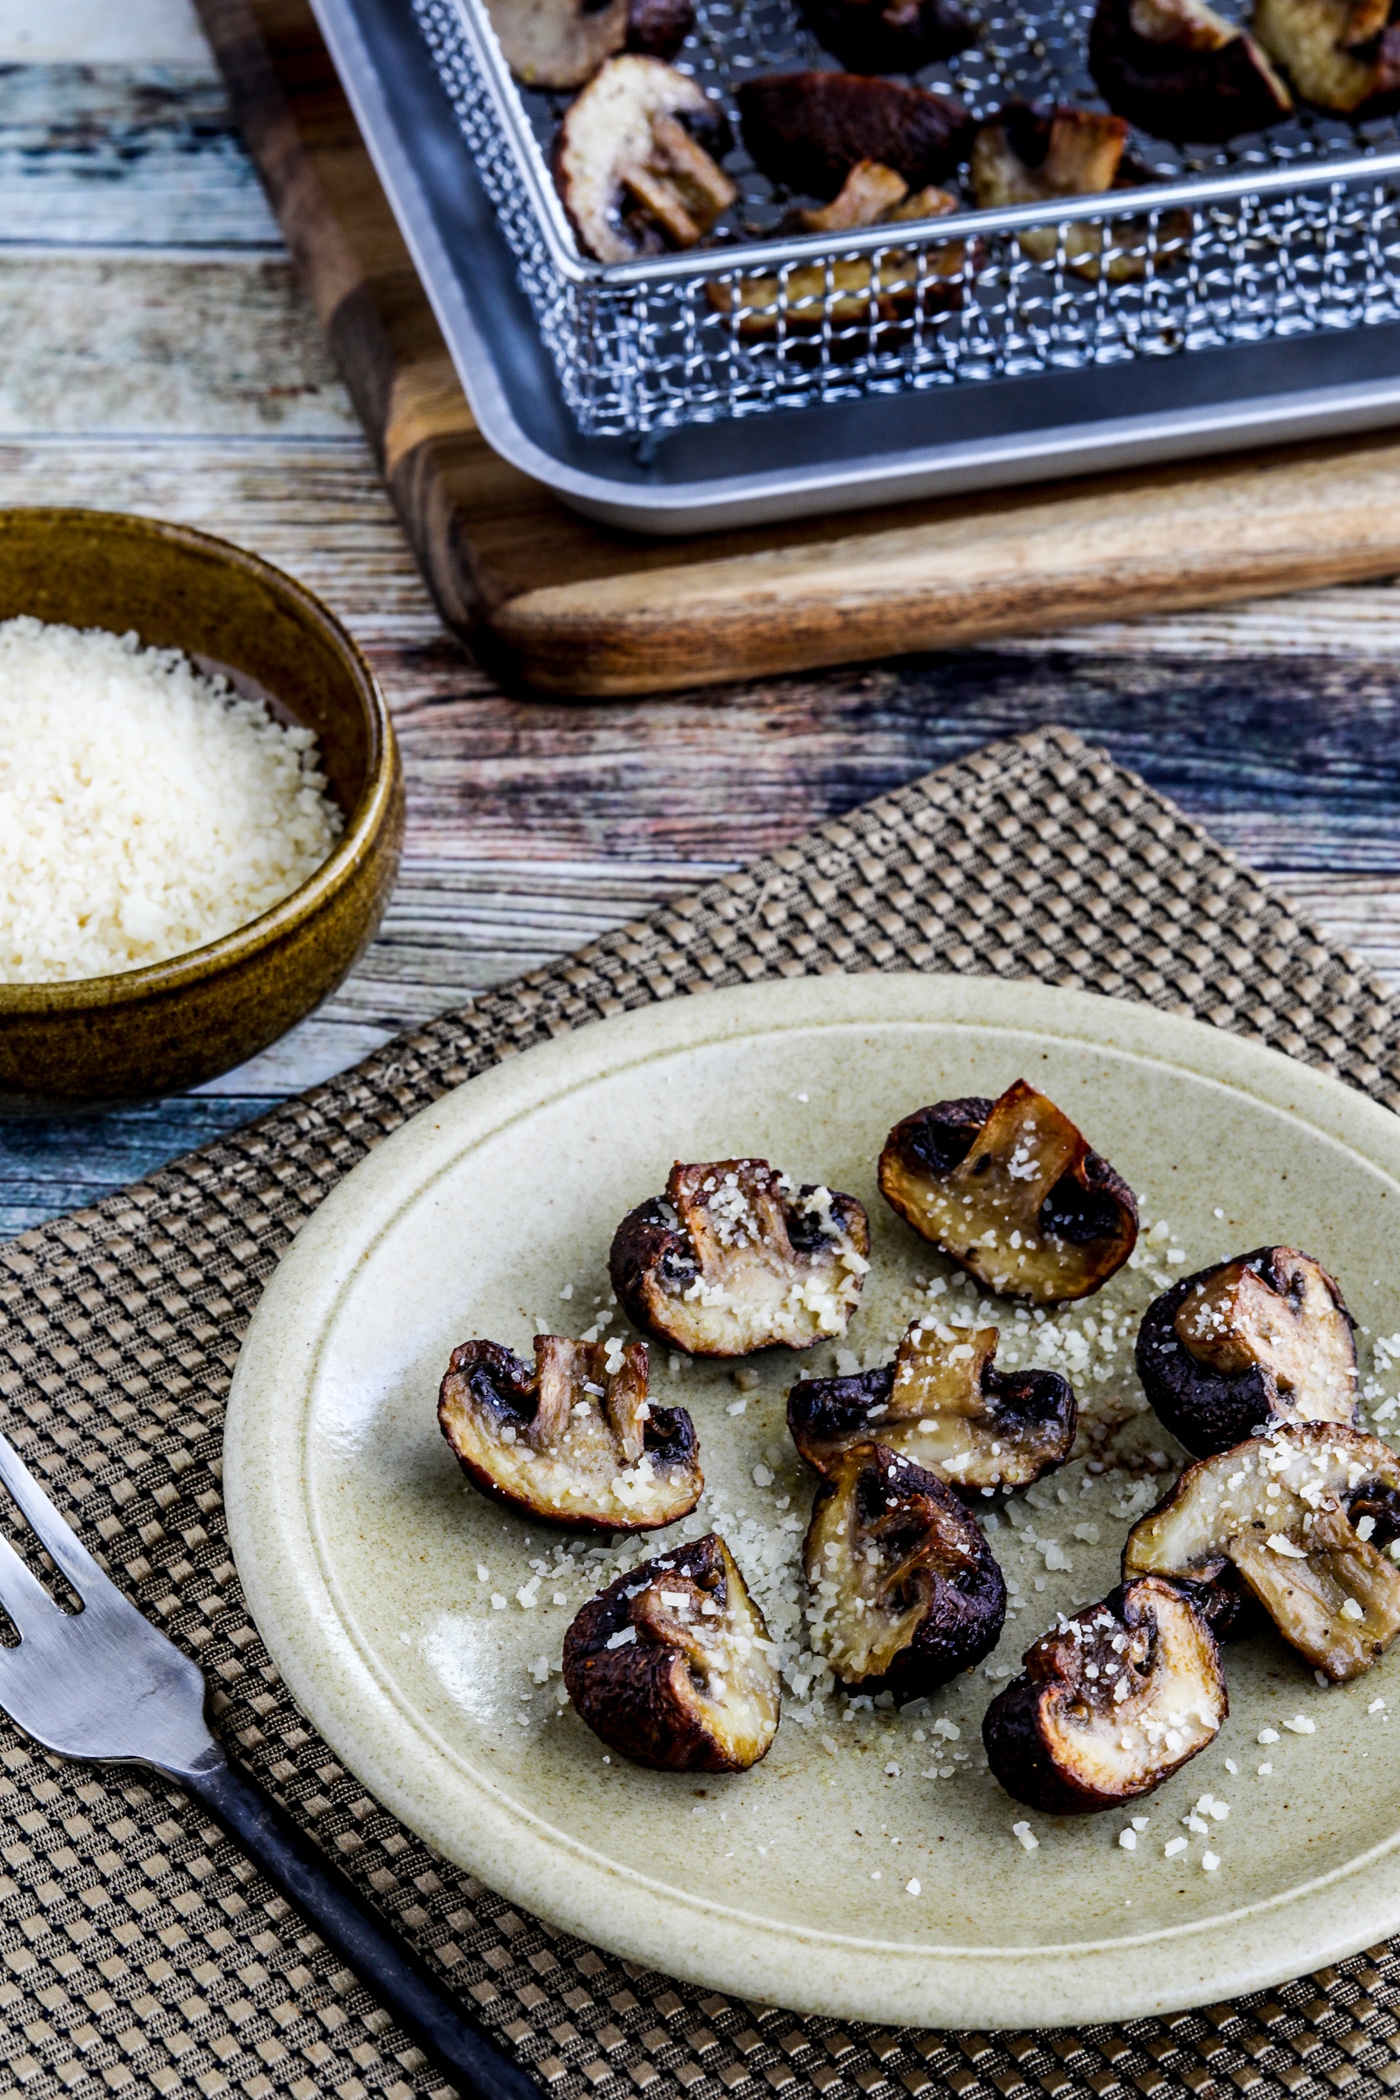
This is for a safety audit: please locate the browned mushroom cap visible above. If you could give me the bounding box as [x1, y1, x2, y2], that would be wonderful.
[804, 1442, 1006, 1695]
[556, 56, 735, 263]
[485, 0, 628, 89]
[562, 1532, 780, 1769]
[982, 1576, 1226, 1813]
[1136, 1246, 1357, 1458]
[1123, 1423, 1400, 1681]
[438, 1335, 702, 1531]
[788, 1319, 1076, 1493]
[1253, 0, 1400, 112]
[879, 1080, 1138, 1305]
[797, 0, 975, 74]
[610, 1159, 870, 1357]
[737, 72, 975, 201]
[1089, 0, 1292, 139]
[626, 0, 695, 59]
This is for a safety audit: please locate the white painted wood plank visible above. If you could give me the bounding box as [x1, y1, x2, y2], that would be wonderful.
[0, 0, 214, 66]
[0, 68, 281, 248]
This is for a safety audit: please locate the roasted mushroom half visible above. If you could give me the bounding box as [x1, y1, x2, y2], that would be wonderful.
[438, 1335, 702, 1530]
[983, 1577, 1226, 1813]
[879, 1079, 1138, 1304]
[610, 1159, 870, 1357]
[1136, 1245, 1357, 1457]
[1089, 0, 1292, 140]
[1124, 1422, 1400, 1681]
[1253, 0, 1400, 113]
[738, 72, 975, 200]
[485, 0, 628, 89]
[789, 1318, 1076, 1493]
[562, 1532, 780, 1769]
[557, 56, 735, 262]
[970, 102, 1188, 280]
[626, 0, 696, 59]
[797, 0, 975, 73]
[804, 1442, 1006, 1694]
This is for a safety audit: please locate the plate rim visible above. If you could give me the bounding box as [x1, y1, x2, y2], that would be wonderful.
[224, 971, 1400, 2026]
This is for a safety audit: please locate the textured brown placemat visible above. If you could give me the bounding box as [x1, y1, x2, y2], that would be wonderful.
[3, 724, 1400, 2100]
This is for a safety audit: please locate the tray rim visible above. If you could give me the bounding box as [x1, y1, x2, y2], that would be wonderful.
[225, 970, 1400, 2029]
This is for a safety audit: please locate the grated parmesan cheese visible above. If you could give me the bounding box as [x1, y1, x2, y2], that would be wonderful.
[0, 618, 342, 983]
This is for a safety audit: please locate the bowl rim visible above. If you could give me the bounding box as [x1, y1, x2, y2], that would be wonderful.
[0, 507, 399, 1014]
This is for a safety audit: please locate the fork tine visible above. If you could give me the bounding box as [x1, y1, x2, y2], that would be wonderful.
[0, 1432, 115, 1602]
[0, 1525, 63, 1636]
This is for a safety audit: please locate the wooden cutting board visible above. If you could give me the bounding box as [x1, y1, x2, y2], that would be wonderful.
[199, 0, 1400, 698]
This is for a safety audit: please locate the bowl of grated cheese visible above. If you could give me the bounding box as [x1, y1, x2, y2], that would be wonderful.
[0, 508, 403, 1114]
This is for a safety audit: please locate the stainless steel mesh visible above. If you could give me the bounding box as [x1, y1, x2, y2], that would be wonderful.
[412, 0, 1400, 438]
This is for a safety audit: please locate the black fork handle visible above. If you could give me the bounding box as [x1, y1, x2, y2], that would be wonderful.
[177, 1745, 540, 2100]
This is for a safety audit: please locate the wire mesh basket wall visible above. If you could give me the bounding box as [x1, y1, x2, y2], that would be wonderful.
[412, 0, 1400, 439]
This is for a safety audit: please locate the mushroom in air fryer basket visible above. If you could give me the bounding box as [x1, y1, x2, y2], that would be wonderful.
[1136, 1245, 1357, 1458]
[556, 55, 736, 262]
[982, 1576, 1226, 1812]
[803, 1442, 1006, 1694]
[484, 0, 629, 90]
[788, 1317, 1076, 1492]
[1088, 0, 1292, 141]
[609, 1158, 870, 1357]
[1252, 0, 1400, 114]
[796, 0, 976, 75]
[625, 0, 696, 59]
[1123, 1422, 1400, 1680]
[562, 1532, 781, 1769]
[737, 71, 975, 200]
[878, 1079, 1138, 1304]
[969, 101, 1188, 279]
[437, 1335, 702, 1530]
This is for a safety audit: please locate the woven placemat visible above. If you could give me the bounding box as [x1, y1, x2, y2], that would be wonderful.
[3, 723, 1400, 2100]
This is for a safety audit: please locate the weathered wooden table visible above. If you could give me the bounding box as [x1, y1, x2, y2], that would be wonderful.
[5, 0, 1400, 1237]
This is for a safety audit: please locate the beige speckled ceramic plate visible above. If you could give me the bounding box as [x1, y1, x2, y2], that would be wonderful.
[224, 974, 1400, 2029]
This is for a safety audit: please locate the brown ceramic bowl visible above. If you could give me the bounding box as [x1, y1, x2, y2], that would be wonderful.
[0, 508, 404, 1116]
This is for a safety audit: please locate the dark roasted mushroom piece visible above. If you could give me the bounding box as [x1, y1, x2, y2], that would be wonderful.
[797, 0, 975, 73]
[556, 56, 735, 263]
[983, 1576, 1226, 1813]
[1136, 1245, 1357, 1457]
[485, 0, 628, 89]
[1124, 1422, 1400, 1681]
[879, 1079, 1138, 1304]
[804, 1442, 1006, 1694]
[737, 71, 974, 200]
[969, 102, 1190, 279]
[789, 1317, 1076, 1493]
[1253, 0, 1400, 113]
[1089, 0, 1292, 139]
[438, 1335, 702, 1530]
[563, 1532, 780, 1769]
[626, 0, 695, 58]
[610, 1158, 870, 1357]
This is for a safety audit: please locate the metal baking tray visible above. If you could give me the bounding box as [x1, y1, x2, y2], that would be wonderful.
[312, 0, 1400, 532]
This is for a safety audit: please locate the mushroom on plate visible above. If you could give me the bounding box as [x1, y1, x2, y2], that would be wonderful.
[609, 1158, 870, 1357]
[878, 1078, 1138, 1304]
[788, 1317, 1076, 1492]
[737, 71, 975, 200]
[797, 0, 976, 73]
[969, 103, 1187, 279]
[804, 1442, 1006, 1694]
[1089, 0, 1292, 139]
[1136, 1245, 1357, 1457]
[556, 55, 736, 262]
[1252, 0, 1400, 113]
[563, 1532, 780, 1769]
[707, 167, 969, 332]
[1123, 1422, 1400, 1680]
[982, 1576, 1226, 1812]
[438, 1334, 702, 1530]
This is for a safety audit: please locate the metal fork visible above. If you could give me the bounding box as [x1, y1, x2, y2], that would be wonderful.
[0, 1431, 538, 2100]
